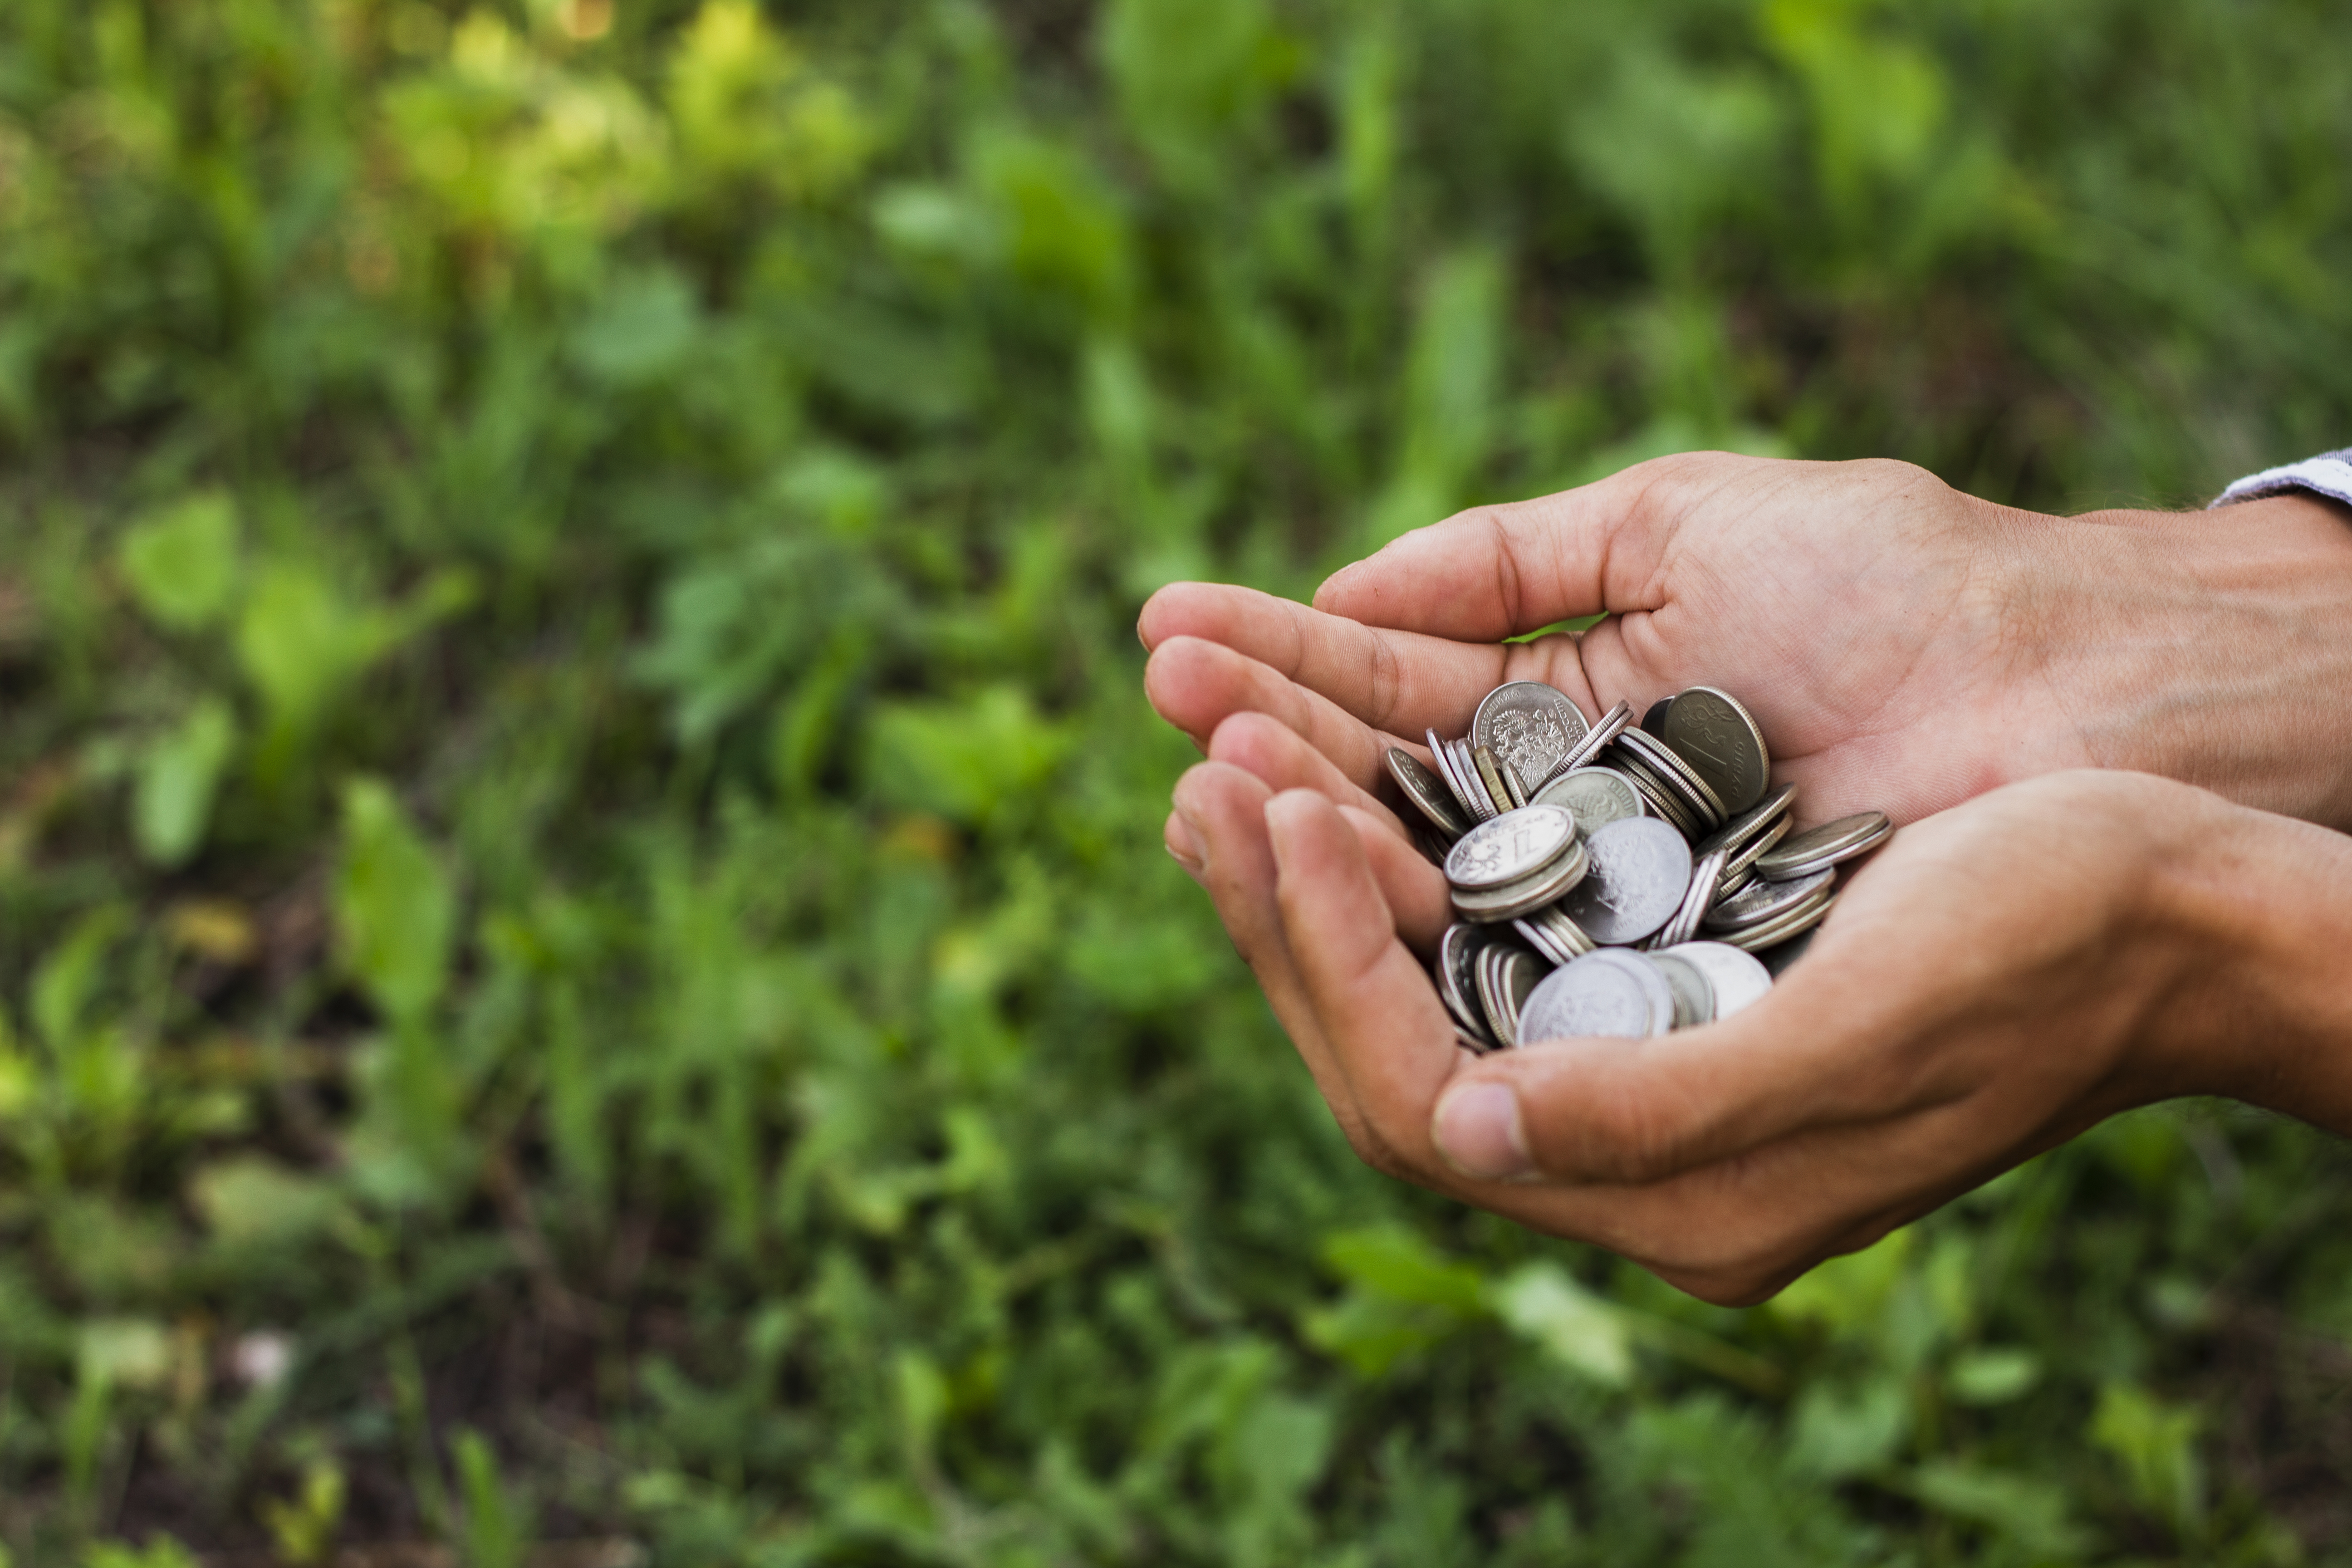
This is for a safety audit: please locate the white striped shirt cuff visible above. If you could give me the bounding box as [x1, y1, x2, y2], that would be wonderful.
[2211, 449, 2352, 510]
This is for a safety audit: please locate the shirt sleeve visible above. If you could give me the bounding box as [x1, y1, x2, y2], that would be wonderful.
[2211, 449, 2352, 510]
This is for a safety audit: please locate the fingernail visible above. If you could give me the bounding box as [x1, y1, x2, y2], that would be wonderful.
[1168, 807, 1208, 874]
[1433, 1082, 1534, 1181]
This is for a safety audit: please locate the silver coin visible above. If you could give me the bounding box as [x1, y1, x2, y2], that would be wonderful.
[1472, 682, 1590, 792]
[1533, 767, 1645, 836]
[1656, 941, 1773, 1019]
[1516, 906, 1595, 964]
[1555, 817, 1692, 946]
[1756, 812, 1893, 881]
[1661, 686, 1770, 817]
[1695, 781, 1798, 861]
[1726, 891, 1836, 952]
[1703, 866, 1835, 932]
[1450, 838, 1591, 921]
[1519, 949, 1676, 1043]
[1445, 804, 1576, 891]
[1476, 943, 1544, 1048]
[1615, 726, 1727, 828]
[1436, 924, 1495, 1045]
[1639, 695, 1677, 739]
[1646, 951, 1715, 1029]
[1426, 728, 1483, 822]
[1658, 846, 1729, 948]
[1448, 737, 1501, 821]
[1541, 699, 1633, 786]
[1386, 748, 1469, 839]
[1606, 746, 1703, 838]
[1720, 816, 1790, 890]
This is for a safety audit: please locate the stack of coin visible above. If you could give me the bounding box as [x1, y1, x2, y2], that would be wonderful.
[1384, 682, 1892, 1049]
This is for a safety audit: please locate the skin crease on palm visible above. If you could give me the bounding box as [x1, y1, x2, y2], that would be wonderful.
[1142, 452, 2352, 1303]
[1139, 452, 2352, 838]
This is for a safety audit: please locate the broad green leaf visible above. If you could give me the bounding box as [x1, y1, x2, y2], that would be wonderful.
[2089, 1382, 2204, 1535]
[76, 1317, 172, 1391]
[132, 698, 236, 866]
[1488, 1262, 1633, 1387]
[866, 686, 1069, 826]
[189, 1156, 345, 1249]
[117, 492, 240, 631]
[1947, 1346, 2041, 1406]
[333, 779, 455, 1025]
[1319, 1227, 1486, 1313]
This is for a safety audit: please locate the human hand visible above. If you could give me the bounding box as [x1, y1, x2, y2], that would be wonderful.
[1142, 454, 2352, 835]
[1166, 748, 2352, 1303]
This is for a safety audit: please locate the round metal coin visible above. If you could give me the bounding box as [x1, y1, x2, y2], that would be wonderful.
[1556, 817, 1693, 946]
[1519, 950, 1676, 1043]
[1544, 699, 1633, 785]
[1646, 951, 1715, 1029]
[1656, 941, 1773, 1019]
[1703, 867, 1835, 933]
[1720, 816, 1790, 890]
[1695, 781, 1798, 861]
[1436, 924, 1494, 1044]
[1427, 728, 1484, 822]
[1534, 767, 1646, 836]
[1476, 943, 1545, 1048]
[1472, 682, 1590, 793]
[1639, 695, 1678, 739]
[1726, 892, 1836, 953]
[1445, 804, 1576, 891]
[1387, 748, 1469, 838]
[1616, 726, 1727, 828]
[1449, 839, 1591, 921]
[1756, 812, 1893, 881]
[1448, 737, 1501, 821]
[1661, 686, 1770, 816]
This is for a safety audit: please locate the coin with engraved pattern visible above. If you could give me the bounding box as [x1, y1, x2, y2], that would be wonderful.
[1661, 686, 1770, 816]
[1472, 682, 1590, 793]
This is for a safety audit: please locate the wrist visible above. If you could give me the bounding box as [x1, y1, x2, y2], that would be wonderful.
[2016, 495, 2352, 830]
[2145, 789, 2352, 1122]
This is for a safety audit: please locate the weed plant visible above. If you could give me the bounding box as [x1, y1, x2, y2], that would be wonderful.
[1, 0, 2350, 1562]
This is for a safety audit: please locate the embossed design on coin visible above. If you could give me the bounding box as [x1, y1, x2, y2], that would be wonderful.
[1555, 817, 1692, 945]
[1472, 682, 1590, 794]
[1534, 767, 1644, 836]
[1519, 950, 1676, 1043]
[1444, 804, 1575, 891]
[1661, 686, 1769, 816]
[1387, 748, 1469, 838]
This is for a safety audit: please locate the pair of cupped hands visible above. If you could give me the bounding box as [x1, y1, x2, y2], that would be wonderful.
[1141, 453, 2352, 1303]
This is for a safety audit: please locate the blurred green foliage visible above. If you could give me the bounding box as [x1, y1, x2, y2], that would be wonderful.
[0, 0, 2349, 1561]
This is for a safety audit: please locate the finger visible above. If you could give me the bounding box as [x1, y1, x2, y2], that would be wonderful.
[1263, 789, 1464, 1181]
[1207, 710, 1404, 834]
[1147, 636, 1399, 790]
[1141, 581, 1559, 738]
[1170, 763, 1364, 1137]
[1338, 804, 1450, 955]
[1434, 914, 1890, 1187]
[1313, 452, 1771, 641]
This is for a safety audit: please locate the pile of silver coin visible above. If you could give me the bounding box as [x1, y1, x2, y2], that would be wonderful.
[1385, 681, 1891, 1049]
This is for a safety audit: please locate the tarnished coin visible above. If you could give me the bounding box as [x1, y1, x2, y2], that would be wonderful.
[1387, 748, 1469, 838]
[1472, 682, 1590, 793]
[1450, 838, 1590, 921]
[1756, 812, 1893, 881]
[1449, 738, 1501, 821]
[1695, 781, 1798, 862]
[1646, 951, 1715, 1029]
[1544, 699, 1633, 785]
[1703, 866, 1835, 932]
[1534, 767, 1645, 836]
[1437, 924, 1495, 1046]
[1473, 745, 1524, 812]
[1640, 695, 1678, 739]
[1556, 817, 1692, 946]
[1445, 804, 1576, 891]
[1519, 950, 1676, 1043]
[1427, 728, 1484, 822]
[1726, 892, 1836, 952]
[1656, 941, 1773, 1019]
[1661, 686, 1770, 816]
[1615, 727, 1727, 828]
[1475, 943, 1544, 1048]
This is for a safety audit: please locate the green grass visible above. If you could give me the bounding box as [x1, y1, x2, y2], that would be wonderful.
[2, 0, 2350, 1561]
